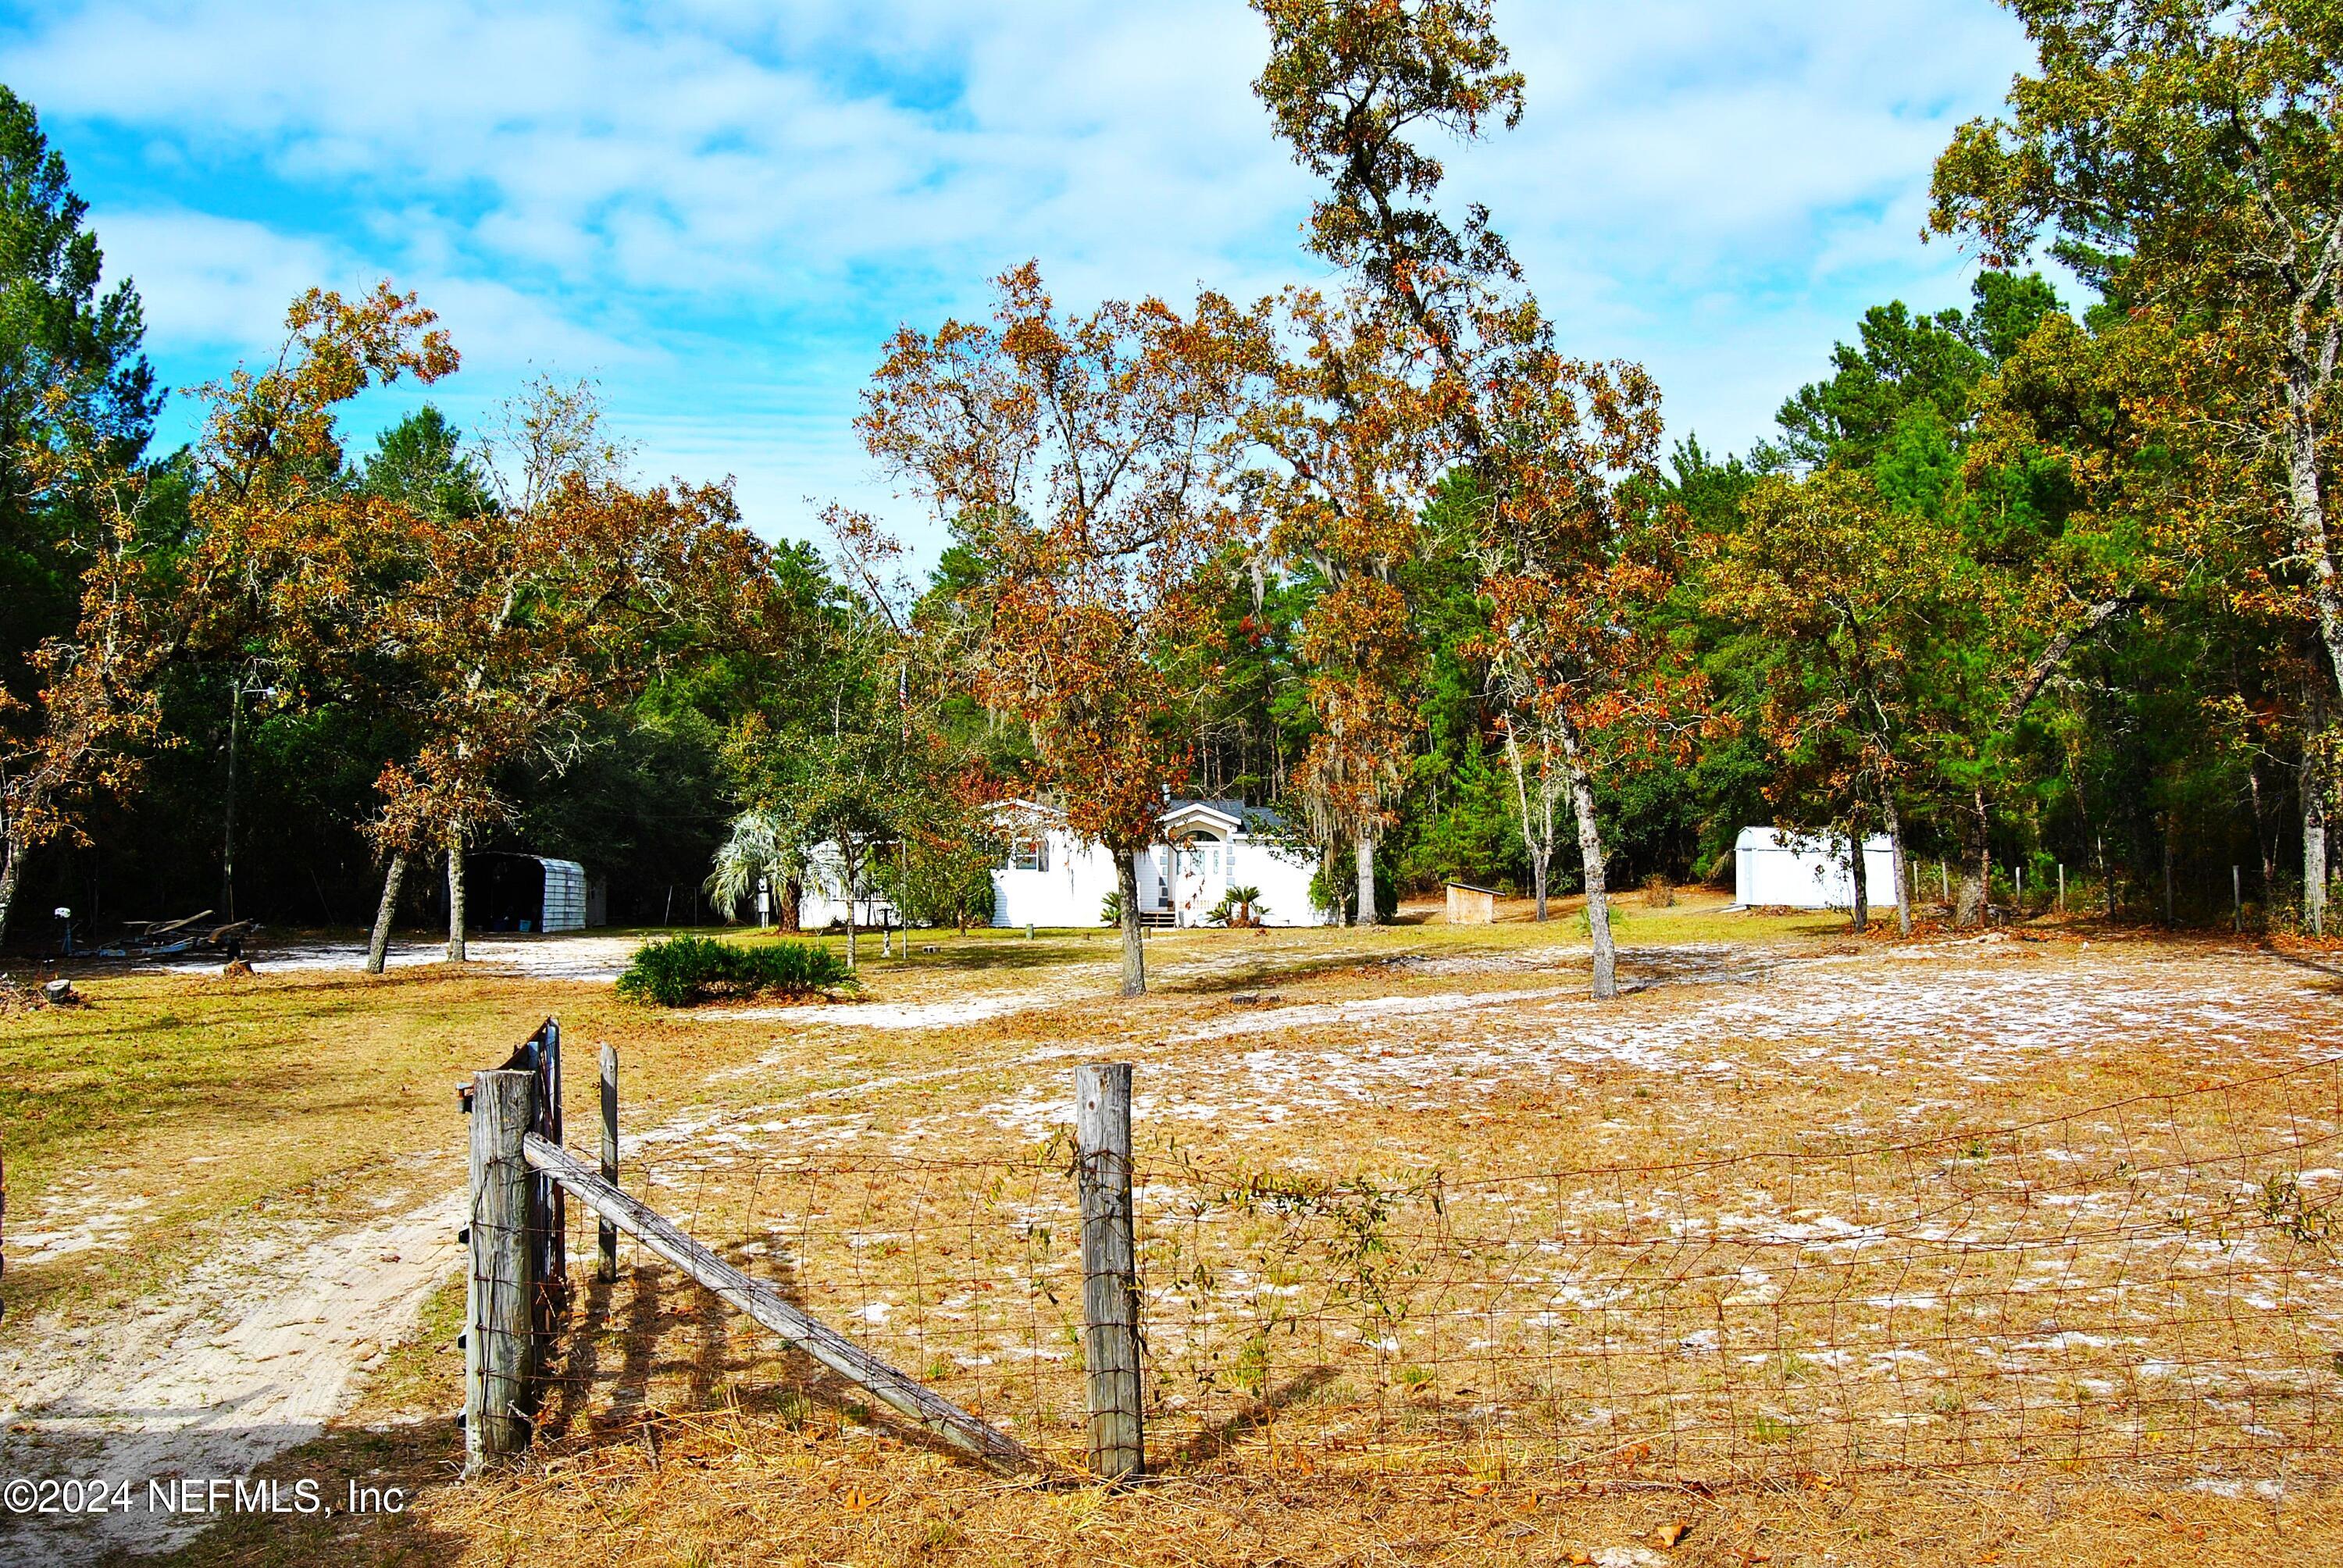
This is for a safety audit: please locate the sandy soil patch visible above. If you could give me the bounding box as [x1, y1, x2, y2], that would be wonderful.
[0, 1193, 464, 1561]
[154, 934, 643, 982]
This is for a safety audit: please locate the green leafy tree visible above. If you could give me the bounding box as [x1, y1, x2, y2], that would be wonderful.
[1931, 0, 2343, 839]
[1710, 469, 1956, 932]
[0, 86, 164, 944]
[0, 84, 159, 661]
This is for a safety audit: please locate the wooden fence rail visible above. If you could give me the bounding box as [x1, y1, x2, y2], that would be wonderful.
[519, 1131, 1037, 1476]
[462, 1021, 1039, 1480]
[461, 1025, 1160, 1484]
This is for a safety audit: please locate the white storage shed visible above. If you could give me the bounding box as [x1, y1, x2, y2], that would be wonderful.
[1735, 827, 1897, 911]
[473, 852, 588, 932]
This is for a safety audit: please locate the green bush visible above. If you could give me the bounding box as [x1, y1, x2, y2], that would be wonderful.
[615, 935, 860, 1007]
[1310, 857, 1398, 924]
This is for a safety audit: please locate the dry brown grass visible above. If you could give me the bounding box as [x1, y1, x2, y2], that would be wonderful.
[155, 1249, 2343, 1568]
[0, 950, 803, 1322]
[16, 907, 2343, 1566]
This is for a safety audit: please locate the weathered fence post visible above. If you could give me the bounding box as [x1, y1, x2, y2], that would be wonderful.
[529, 1022, 566, 1377]
[597, 1043, 619, 1282]
[2234, 865, 2243, 933]
[465, 1068, 535, 1473]
[1075, 1063, 1143, 1480]
[2058, 862, 2065, 914]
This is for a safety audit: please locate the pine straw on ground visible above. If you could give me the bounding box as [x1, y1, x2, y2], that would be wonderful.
[60, 911, 2343, 1566]
[444, 1407, 2341, 1568]
[148, 1299, 2343, 1568]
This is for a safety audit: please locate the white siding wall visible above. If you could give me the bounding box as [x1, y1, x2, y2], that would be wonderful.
[795, 844, 899, 929]
[1735, 829, 1897, 910]
[990, 828, 1328, 927]
[991, 830, 1120, 928]
[1233, 840, 1321, 927]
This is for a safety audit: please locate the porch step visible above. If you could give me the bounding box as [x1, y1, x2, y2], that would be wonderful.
[1138, 910, 1175, 928]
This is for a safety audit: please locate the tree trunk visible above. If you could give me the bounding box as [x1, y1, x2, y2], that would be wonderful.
[1115, 853, 1145, 996]
[2282, 327, 2343, 710]
[1503, 718, 1551, 921]
[1553, 717, 1616, 1000]
[1955, 791, 1988, 928]
[223, 676, 239, 923]
[1567, 768, 1617, 1000]
[366, 852, 407, 975]
[446, 834, 469, 964]
[1846, 807, 1870, 935]
[1353, 832, 1378, 928]
[780, 876, 802, 933]
[2162, 815, 2177, 927]
[0, 832, 23, 954]
[2309, 800, 2329, 938]
[2308, 680, 2330, 937]
[843, 845, 860, 968]
[1881, 789, 1912, 937]
[2248, 757, 2279, 897]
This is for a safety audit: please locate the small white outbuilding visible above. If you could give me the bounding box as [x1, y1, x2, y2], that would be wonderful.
[1734, 827, 1897, 911]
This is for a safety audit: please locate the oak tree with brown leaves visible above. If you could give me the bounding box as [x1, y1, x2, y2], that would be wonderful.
[1250, 287, 1443, 925]
[363, 379, 772, 964]
[1255, 0, 1689, 995]
[175, 285, 458, 964]
[858, 263, 1259, 995]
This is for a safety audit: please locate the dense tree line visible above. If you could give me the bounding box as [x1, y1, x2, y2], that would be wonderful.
[3, 0, 2337, 992]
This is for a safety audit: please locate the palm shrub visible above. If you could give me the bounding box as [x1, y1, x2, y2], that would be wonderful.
[616, 935, 860, 1007]
[1208, 885, 1268, 927]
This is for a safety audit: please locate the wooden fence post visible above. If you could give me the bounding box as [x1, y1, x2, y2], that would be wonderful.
[529, 1021, 566, 1379]
[1075, 1063, 1143, 1480]
[466, 1068, 535, 1473]
[598, 1043, 619, 1282]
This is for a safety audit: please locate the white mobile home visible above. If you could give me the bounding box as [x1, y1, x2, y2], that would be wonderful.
[1734, 827, 1897, 911]
[990, 799, 1331, 928]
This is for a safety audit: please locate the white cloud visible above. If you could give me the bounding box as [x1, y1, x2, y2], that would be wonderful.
[10, 0, 1307, 300]
[95, 208, 637, 372]
[12, 0, 2047, 549]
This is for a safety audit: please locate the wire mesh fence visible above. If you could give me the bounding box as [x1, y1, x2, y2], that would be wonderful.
[530, 1053, 2343, 1486]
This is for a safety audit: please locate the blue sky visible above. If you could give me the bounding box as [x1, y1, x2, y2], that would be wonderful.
[3, 0, 2042, 558]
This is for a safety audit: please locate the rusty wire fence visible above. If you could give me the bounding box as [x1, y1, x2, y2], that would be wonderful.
[537, 1054, 2343, 1485]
